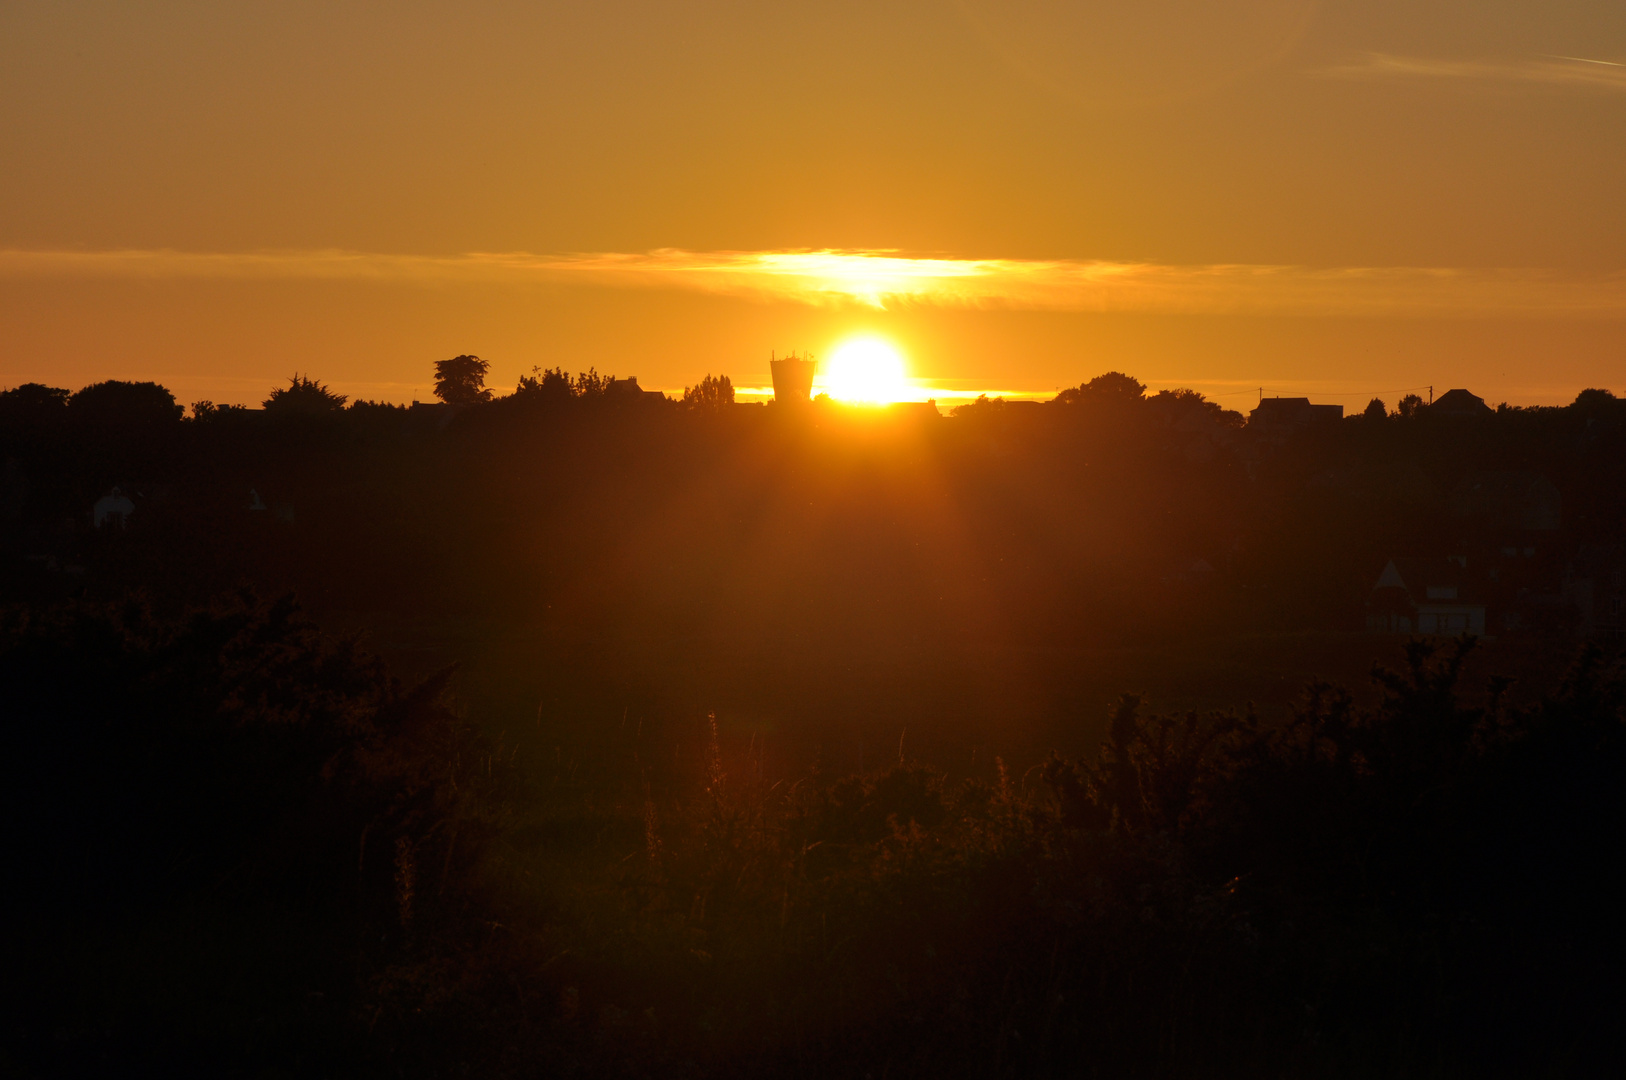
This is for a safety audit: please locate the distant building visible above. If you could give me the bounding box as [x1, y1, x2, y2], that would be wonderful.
[1247, 397, 1342, 439]
[1431, 388, 1493, 417]
[770, 354, 817, 404]
[1367, 557, 1486, 635]
[93, 487, 135, 529]
[605, 376, 666, 401]
[890, 400, 942, 420]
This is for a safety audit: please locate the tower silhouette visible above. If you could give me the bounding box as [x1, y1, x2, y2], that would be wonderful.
[769, 351, 816, 404]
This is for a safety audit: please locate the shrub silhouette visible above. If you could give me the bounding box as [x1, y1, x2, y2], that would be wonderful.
[1054, 370, 1146, 409]
[682, 373, 734, 412]
[0, 381, 69, 417]
[0, 593, 503, 1074]
[3, 595, 1622, 1076]
[512, 364, 576, 402]
[67, 379, 184, 424]
[264, 372, 348, 412]
[563, 640, 1625, 1078]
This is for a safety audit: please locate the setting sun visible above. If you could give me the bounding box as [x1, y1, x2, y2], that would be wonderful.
[820, 338, 912, 404]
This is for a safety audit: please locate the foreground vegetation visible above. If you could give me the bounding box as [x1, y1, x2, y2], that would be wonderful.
[5, 369, 1624, 1073]
[4, 594, 1620, 1077]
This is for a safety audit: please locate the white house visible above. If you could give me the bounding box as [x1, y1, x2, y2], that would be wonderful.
[1368, 558, 1486, 636]
[93, 487, 135, 529]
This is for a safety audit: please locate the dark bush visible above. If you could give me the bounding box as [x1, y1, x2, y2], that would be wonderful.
[0, 593, 503, 1075]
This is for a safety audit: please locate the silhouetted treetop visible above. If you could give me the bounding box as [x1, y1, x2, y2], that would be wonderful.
[572, 367, 609, 398]
[189, 400, 252, 421]
[434, 355, 493, 405]
[512, 365, 574, 402]
[1, 383, 69, 411]
[1147, 387, 1244, 429]
[682, 373, 734, 412]
[0, 383, 70, 428]
[263, 374, 348, 413]
[1364, 398, 1387, 420]
[951, 393, 1008, 417]
[510, 366, 615, 403]
[1572, 387, 1623, 419]
[1055, 371, 1147, 409]
[345, 398, 407, 417]
[67, 380, 183, 424]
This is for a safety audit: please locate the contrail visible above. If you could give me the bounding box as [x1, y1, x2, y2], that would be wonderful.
[1545, 55, 1624, 67]
[1319, 51, 1626, 90]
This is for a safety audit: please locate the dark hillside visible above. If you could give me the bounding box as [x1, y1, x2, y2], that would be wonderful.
[3, 375, 1625, 1075]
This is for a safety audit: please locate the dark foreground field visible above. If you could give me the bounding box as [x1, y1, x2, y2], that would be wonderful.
[4, 595, 1622, 1078]
[4, 377, 1625, 1075]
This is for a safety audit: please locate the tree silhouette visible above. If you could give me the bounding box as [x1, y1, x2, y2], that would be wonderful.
[67, 380, 184, 424]
[189, 400, 251, 421]
[513, 365, 573, 402]
[1363, 397, 1387, 420]
[0, 384, 70, 435]
[1148, 387, 1244, 428]
[1055, 371, 1146, 408]
[1572, 387, 1621, 418]
[509, 366, 615, 402]
[0, 383, 69, 413]
[434, 355, 493, 405]
[1397, 393, 1425, 419]
[682, 373, 734, 412]
[263, 374, 347, 413]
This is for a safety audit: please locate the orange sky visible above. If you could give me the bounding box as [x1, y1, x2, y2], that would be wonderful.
[3, 2, 1624, 406]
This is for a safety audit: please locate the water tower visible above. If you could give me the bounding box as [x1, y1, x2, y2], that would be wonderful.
[769, 351, 817, 404]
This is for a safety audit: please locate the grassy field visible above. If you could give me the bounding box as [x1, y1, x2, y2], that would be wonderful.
[341, 610, 1582, 784]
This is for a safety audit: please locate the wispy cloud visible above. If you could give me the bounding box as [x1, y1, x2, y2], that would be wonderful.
[3, 247, 1626, 317]
[1317, 52, 1626, 91]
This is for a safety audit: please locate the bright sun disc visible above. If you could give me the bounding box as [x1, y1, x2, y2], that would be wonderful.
[822, 339, 911, 404]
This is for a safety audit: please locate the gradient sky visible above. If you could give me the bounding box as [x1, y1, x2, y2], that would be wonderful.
[3, 1, 1624, 406]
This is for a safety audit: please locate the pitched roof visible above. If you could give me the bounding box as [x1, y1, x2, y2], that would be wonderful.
[1431, 388, 1492, 416]
[1247, 397, 1343, 428]
[1374, 558, 1479, 604]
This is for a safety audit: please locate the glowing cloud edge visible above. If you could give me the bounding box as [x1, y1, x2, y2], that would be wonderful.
[4, 247, 1626, 317]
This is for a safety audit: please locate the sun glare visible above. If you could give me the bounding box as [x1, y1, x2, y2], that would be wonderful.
[821, 338, 912, 404]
